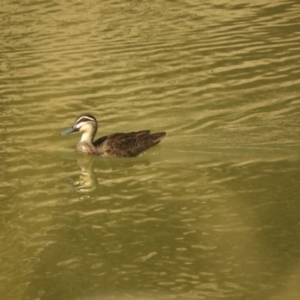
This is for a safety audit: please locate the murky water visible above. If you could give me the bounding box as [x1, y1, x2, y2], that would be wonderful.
[1, 0, 300, 299]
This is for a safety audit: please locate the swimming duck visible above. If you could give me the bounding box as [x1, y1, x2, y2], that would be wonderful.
[60, 114, 166, 157]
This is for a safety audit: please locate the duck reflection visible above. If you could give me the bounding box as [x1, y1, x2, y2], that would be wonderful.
[73, 155, 151, 193]
[74, 156, 97, 192]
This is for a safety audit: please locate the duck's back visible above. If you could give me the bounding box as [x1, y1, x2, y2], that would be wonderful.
[94, 131, 166, 157]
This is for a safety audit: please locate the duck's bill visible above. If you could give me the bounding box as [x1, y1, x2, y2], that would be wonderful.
[60, 127, 78, 136]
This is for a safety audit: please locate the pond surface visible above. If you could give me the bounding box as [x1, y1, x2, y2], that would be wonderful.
[1, 0, 300, 299]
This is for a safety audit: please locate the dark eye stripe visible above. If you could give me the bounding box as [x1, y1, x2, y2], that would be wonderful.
[76, 116, 94, 124]
[79, 118, 89, 122]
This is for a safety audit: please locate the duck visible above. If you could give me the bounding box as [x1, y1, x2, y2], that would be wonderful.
[60, 114, 166, 157]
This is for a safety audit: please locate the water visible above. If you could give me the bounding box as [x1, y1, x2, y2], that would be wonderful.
[1, 0, 300, 299]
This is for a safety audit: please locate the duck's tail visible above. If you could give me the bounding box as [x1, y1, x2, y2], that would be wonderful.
[151, 132, 167, 145]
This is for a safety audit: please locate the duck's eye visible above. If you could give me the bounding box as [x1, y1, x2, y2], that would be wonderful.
[80, 118, 89, 122]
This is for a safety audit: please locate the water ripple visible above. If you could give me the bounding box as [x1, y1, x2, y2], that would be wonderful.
[1, 1, 300, 299]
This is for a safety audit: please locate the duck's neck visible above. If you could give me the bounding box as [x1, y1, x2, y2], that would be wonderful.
[80, 125, 97, 145]
[80, 132, 94, 145]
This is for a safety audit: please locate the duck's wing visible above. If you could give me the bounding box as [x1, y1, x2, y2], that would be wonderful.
[94, 131, 166, 157]
[93, 135, 108, 146]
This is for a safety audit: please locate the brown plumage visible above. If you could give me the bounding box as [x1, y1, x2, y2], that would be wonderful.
[60, 114, 166, 157]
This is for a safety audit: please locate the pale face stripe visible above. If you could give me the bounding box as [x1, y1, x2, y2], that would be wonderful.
[76, 116, 95, 123]
[75, 115, 96, 129]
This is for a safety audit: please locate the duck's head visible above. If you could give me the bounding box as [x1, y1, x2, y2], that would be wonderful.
[60, 114, 98, 143]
